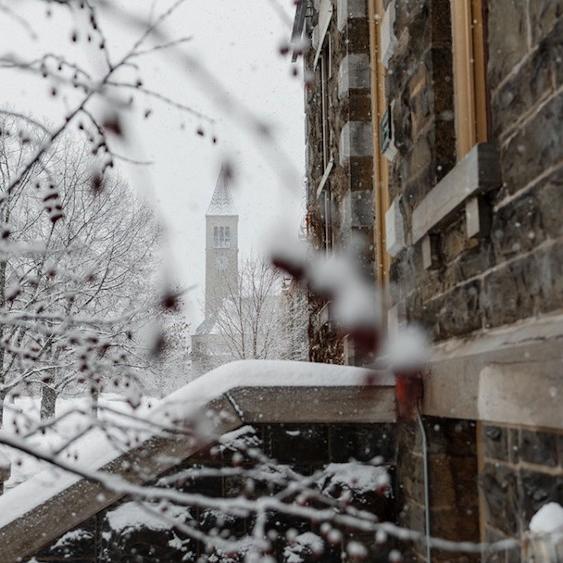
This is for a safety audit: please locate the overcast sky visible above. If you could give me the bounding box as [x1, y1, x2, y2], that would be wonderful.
[0, 0, 305, 327]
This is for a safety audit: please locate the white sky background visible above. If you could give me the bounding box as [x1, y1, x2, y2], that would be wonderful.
[0, 0, 305, 328]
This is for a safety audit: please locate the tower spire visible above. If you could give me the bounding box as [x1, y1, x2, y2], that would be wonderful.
[207, 164, 236, 216]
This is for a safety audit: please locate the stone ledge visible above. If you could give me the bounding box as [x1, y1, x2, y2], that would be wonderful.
[411, 143, 501, 244]
[423, 312, 563, 430]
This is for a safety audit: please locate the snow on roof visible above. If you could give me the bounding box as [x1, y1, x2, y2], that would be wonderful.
[0, 360, 394, 531]
[160, 360, 393, 420]
[206, 165, 236, 216]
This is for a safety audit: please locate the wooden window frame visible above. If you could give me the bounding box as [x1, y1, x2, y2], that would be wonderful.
[451, 0, 489, 160]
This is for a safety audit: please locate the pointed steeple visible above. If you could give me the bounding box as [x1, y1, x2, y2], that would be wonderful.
[207, 165, 236, 216]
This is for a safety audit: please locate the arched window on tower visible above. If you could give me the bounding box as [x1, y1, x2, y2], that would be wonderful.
[224, 226, 231, 248]
[213, 226, 219, 248]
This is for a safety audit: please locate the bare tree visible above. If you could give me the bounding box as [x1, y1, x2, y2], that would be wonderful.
[213, 257, 281, 361]
[0, 118, 160, 420]
[278, 276, 309, 361]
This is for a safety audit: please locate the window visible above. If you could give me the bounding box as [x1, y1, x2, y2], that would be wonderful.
[213, 225, 231, 248]
[451, 0, 489, 159]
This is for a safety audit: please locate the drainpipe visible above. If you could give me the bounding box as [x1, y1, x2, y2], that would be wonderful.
[416, 408, 431, 562]
[394, 370, 430, 560]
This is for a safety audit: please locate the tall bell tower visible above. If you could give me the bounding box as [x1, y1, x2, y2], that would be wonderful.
[204, 165, 239, 317]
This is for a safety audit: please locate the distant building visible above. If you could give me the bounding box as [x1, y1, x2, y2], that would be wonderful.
[191, 166, 239, 376]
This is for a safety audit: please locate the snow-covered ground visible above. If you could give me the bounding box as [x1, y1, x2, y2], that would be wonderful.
[1, 394, 157, 489]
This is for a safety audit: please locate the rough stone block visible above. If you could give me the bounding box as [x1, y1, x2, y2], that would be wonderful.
[336, 0, 367, 31]
[501, 90, 563, 196]
[519, 429, 558, 468]
[481, 463, 520, 536]
[538, 239, 563, 315]
[491, 20, 556, 140]
[435, 280, 482, 338]
[338, 53, 370, 98]
[483, 425, 509, 462]
[487, 0, 530, 91]
[536, 167, 563, 240]
[339, 121, 373, 165]
[442, 219, 478, 264]
[340, 189, 374, 230]
[483, 238, 563, 327]
[491, 191, 545, 260]
[528, 0, 563, 46]
[385, 197, 406, 257]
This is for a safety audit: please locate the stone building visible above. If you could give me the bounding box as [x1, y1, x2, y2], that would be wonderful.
[294, 0, 563, 560]
[191, 166, 239, 375]
[0, 3, 561, 562]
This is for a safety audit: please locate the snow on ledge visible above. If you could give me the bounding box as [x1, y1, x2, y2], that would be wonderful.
[0, 360, 394, 535]
[158, 360, 393, 415]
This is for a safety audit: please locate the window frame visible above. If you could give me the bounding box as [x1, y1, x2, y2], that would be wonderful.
[451, 0, 489, 160]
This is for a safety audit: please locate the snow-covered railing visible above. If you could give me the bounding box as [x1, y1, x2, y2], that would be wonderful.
[0, 360, 395, 563]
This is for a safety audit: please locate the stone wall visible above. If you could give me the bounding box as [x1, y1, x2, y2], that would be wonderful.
[480, 425, 563, 562]
[303, 0, 374, 366]
[387, 1, 563, 342]
[477, 6, 563, 555]
[394, 417, 481, 563]
[378, 0, 563, 560]
[378, 2, 483, 559]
